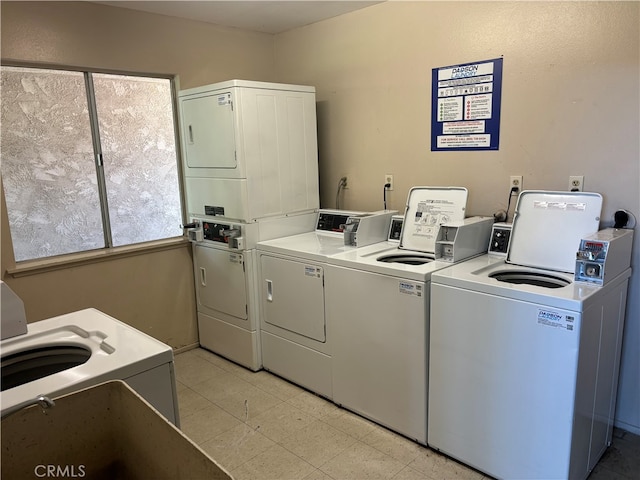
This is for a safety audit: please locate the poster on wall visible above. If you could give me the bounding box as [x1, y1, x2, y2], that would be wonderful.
[431, 57, 503, 151]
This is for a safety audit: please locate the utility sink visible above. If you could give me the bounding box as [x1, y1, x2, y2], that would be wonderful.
[1, 380, 232, 480]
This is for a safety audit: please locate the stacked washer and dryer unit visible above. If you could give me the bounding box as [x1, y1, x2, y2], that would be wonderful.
[428, 191, 634, 480]
[178, 80, 320, 371]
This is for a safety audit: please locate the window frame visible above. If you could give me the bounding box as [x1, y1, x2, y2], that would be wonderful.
[1, 61, 189, 275]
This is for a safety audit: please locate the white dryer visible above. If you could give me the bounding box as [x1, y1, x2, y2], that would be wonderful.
[257, 209, 395, 398]
[189, 213, 317, 371]
[326, 187, 493, 445]
[428, 191, 633, 480]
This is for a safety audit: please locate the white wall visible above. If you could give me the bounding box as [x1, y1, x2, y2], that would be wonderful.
[274, 1, 640, 433]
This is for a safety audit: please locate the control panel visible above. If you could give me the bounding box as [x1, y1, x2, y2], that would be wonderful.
[388, 216, 404, 241]
[575, 228, 633, 285]
[186, 219, 244, 249]
[488, 222, 512, 256]
[201, 222, 229, 242]
[316, 212, 353, 232]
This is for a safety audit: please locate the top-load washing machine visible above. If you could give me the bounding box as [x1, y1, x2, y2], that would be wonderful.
[325, 187, 494, 445]
[428, 191, 634, 480]
[256, 209, 396, 398]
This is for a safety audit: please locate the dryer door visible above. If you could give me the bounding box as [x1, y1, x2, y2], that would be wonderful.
[260, 255, 326, 342]
[194, 244, 247, 320]
[180, 92, 237, 173]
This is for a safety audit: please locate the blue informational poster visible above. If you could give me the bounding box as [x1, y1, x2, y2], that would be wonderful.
[431, 57, 503, 151]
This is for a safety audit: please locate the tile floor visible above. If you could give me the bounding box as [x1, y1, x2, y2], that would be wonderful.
[175, 348, 640, 480]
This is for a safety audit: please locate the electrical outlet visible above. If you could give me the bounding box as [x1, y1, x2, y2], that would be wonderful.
[385, 174, 394, 191]
[569, 175, 584, 192]
[509, 175, 523, 192]
[340, 176, 348, 189]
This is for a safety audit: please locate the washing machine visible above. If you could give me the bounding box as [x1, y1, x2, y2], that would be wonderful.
[325, 187, 493, 445]
[428, 191, 633, 480]
[256, 209, 395, 398]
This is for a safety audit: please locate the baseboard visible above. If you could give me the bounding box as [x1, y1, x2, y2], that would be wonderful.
[173, 342, 200, 355]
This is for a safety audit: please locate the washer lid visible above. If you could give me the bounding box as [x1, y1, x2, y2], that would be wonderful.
[399, 187, 468, 253]
[507, 191, 602, 272]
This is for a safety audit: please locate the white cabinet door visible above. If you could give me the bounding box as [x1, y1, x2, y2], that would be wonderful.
[181, 92, 236, 171]
[194, 244, 247, 319]
[261, 254, 325, 342]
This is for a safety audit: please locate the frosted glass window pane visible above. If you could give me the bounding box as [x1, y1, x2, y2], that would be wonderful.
[0, 67, 104, 261]
[93, 74, 182, 246]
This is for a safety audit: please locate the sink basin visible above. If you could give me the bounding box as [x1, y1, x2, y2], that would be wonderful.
[0, 310, 179, 425]
[1, 344, 92, 391]
[1, 381, 232, 480]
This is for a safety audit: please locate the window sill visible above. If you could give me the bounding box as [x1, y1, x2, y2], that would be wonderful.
[6, 237, 191, 278]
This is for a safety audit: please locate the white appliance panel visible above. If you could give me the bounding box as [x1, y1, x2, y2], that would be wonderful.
[186, 177, 249, 220]
[575, 281, 629, 474]
[194, 244, 247, 320]
[428, 283, 580, 479]
[181, 92, 237, 172]
[261, 255, 325, 342]
[197, 312, 260, 369]
[283, 96, 317, 212]
[261, 330, 332, 398]
[326, 265, 428, 443]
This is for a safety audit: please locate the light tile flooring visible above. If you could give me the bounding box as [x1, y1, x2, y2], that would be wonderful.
[175, 348, 640, 480]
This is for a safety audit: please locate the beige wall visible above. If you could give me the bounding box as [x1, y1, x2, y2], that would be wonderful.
[275, 1, 639, 218]
[274, 1, 640, 433]
[0, 1, 277, 349]
[1, 1, 276, 89]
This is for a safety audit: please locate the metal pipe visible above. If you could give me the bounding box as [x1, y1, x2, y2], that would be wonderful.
[1, 394, 55, 420]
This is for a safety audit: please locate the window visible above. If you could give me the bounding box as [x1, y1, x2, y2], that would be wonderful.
[1, 66, 183, 262]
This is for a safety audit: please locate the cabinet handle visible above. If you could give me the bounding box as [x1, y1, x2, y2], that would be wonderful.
[200, 267, 206, 286]
[266, 279, 273, 302]
[188, 125, 194, 144]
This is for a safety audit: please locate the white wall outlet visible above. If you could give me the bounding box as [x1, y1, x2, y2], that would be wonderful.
[569, 175, 584, 192]
[509, 175, 523, 192]
[385, 174, 394, 191]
